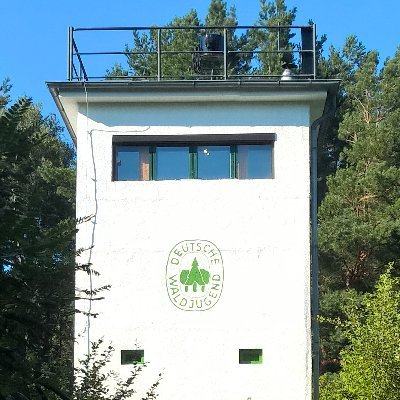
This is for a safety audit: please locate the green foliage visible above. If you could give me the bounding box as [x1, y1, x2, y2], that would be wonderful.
[159, 10, 201, 78]
[0, 78, 12, 108]
[204, 0, 252, 77]
[319, 47, 400, 291]
[74, 340, 162, 400]
[320, 266, 400, 399]
[316, 36, 368, 196]
[0, 93, 76, 399]
[107, 10, 201, 79]
[205, 0, 236, 27]
[107, 0, 254, 80]
[318, 45, 400, 373]
[105, 64, 129, 80]
[319, 290, 363, 373]
[249, 0, 297, 75]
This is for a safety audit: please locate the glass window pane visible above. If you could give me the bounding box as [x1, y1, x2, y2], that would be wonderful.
[116, 146, 150, 181]
[237, 144, 272, 179]
[198, 146, 231, 179]
[156, 147, 189, 180]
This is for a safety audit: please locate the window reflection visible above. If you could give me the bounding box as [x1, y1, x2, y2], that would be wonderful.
[156, 146, 189, 180]
[237, 145, 272, 179]
[116, 146, 150, 181]
[198, 146, 231, 179]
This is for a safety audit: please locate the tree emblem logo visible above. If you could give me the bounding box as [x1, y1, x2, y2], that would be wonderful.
[166, 240, 223, 311]
[180, 258, 210, 292]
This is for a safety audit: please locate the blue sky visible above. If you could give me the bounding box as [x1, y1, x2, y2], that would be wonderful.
[1, 0, 398, 141]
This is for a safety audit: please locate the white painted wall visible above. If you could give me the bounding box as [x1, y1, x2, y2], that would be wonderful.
[74, 98, 313, 400]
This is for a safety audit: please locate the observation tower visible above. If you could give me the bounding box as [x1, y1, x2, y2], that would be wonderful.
[48, 24, 339, 400]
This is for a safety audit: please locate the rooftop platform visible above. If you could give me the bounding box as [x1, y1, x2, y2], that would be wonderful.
[47, 25, 340, 142]
[65, 25, 319, 81]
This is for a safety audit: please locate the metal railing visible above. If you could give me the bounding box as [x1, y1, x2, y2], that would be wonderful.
[67, 25, 317, 81]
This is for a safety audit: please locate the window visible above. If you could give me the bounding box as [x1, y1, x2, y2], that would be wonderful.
[121, 349, 144, 365]
[239, 349, 263, 364]
[113, 135, 274, 181]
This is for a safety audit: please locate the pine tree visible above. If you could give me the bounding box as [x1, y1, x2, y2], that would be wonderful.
[205, 0, 237, 27]
[250, 0, 297, 76]
[205, 0, 252, 77]
[319, 47, 400, 291]
[107, 0, 252, 80]
[0, 92, 76, 399]
[159, 10, 201, 78]
[317, 36, 369, 198]
[318, 45, 400, 372]
[107, 10, 201, 79]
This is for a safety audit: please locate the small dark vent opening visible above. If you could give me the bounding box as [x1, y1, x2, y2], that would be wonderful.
[121, 349, 144, 365]
[239, 349, 263, 364]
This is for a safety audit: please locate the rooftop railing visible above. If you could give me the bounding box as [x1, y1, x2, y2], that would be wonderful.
[67, 25, 317, 81]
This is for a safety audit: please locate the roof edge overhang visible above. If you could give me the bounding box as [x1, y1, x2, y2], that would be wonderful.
[47, 79, 340, 144]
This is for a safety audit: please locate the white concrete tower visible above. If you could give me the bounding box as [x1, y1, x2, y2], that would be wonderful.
[48, 25, 339, 400]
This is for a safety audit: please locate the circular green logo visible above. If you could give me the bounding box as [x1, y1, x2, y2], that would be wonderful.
[166, 240, 224, 311]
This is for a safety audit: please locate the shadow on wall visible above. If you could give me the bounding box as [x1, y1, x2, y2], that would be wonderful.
[79, 102, 309, 128]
